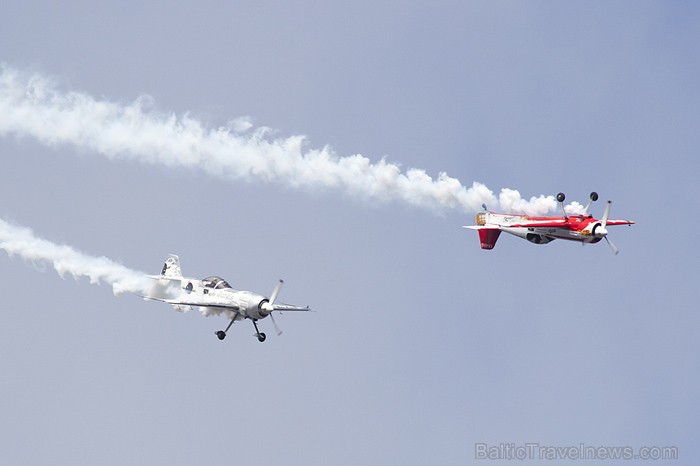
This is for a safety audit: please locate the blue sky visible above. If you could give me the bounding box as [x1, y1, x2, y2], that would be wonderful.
[0, 2, 697, 465]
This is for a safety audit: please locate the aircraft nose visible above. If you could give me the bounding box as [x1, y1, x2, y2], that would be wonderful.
[592, 222, 607, 237]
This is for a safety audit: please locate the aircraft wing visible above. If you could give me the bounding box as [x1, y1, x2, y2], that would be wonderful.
[510, 219, 635, 228]
[143, 296, 309, 312]
[465, 220, 568, 229]
[143, 295, 241, 310]
[606, 219, 636, 226]
[507, 219, 568, 228]
[272, 303, 311, 312]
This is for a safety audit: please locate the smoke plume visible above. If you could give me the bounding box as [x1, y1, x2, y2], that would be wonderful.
[0, 64, 567, 216]
[0, 217, 151, 296]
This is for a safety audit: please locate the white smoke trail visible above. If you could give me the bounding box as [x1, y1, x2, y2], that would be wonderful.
[499, 189, 585, 216]
[0, 217, 151, 296]
[0, 64, 565, 216]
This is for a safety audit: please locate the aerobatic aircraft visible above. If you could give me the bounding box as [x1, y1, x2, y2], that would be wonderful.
[464, 192, 635, 254]
[145, 255, 310, 342]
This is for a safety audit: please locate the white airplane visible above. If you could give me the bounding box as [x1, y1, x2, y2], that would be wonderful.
[145, 255, 310, 342]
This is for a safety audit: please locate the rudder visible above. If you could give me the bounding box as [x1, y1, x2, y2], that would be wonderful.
[161, 254, 183, 279]
[477, 228, 501, 250]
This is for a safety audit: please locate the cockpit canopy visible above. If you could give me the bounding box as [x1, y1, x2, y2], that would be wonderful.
[202, 276, 232, 290]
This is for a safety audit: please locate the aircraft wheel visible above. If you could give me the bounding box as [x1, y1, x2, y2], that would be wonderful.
[556, 192, 565, 202]
[216, 331, 226, 340]
[590, 191, 599, 201]
[257, 332, 266, 343]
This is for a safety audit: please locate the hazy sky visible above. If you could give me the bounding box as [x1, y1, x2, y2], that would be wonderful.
[0, 2, 697, 465]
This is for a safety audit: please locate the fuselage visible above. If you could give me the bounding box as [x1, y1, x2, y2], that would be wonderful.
[176, 275, 271, 320]
[480, 212, 604, 244]
[468, 209, 634, 250]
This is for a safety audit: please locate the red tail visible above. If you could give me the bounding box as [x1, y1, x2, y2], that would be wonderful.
[477, 228, 501, 250]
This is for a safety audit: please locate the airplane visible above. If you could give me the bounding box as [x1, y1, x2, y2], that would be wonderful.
[464, 192, 635, 254]
[144, 255, 310, 342]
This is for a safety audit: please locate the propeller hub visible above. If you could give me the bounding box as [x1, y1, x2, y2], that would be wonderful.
[591, 223, 608, 237]
[259, 299, 272, 313]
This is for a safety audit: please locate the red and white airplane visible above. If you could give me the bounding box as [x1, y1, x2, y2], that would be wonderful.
[464, 192, 635, 254]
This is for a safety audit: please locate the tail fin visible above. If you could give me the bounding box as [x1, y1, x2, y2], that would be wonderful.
[477, 228, 501, 250]
[161, 254, 183, 279]
[464, 226, 501, 250]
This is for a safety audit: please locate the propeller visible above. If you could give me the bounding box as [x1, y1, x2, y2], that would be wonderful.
[605, 236, 619, 255]
[261, 279, 285, 335]
[593, 201, 611, 237]
[601, 200, 611, 227]
[269, 279, 284, 306]
[594, 200, 618, 255]
[269, 313, 283, 336]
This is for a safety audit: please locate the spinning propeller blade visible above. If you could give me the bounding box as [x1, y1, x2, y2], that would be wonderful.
[601, 200, 611, 228]
[599, 201, 619, 255]
[260, 279, 285, 335]
[605, 236, 619, 255]
[269, 279, 284, 306]
[270, 313, 283, 336]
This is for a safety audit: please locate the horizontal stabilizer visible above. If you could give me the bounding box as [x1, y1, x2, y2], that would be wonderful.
[146, 274, 182, 282]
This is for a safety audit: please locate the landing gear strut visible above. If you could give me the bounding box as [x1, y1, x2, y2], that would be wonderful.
[252, 319, 266, 343]
[215, 314, 237, 341]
